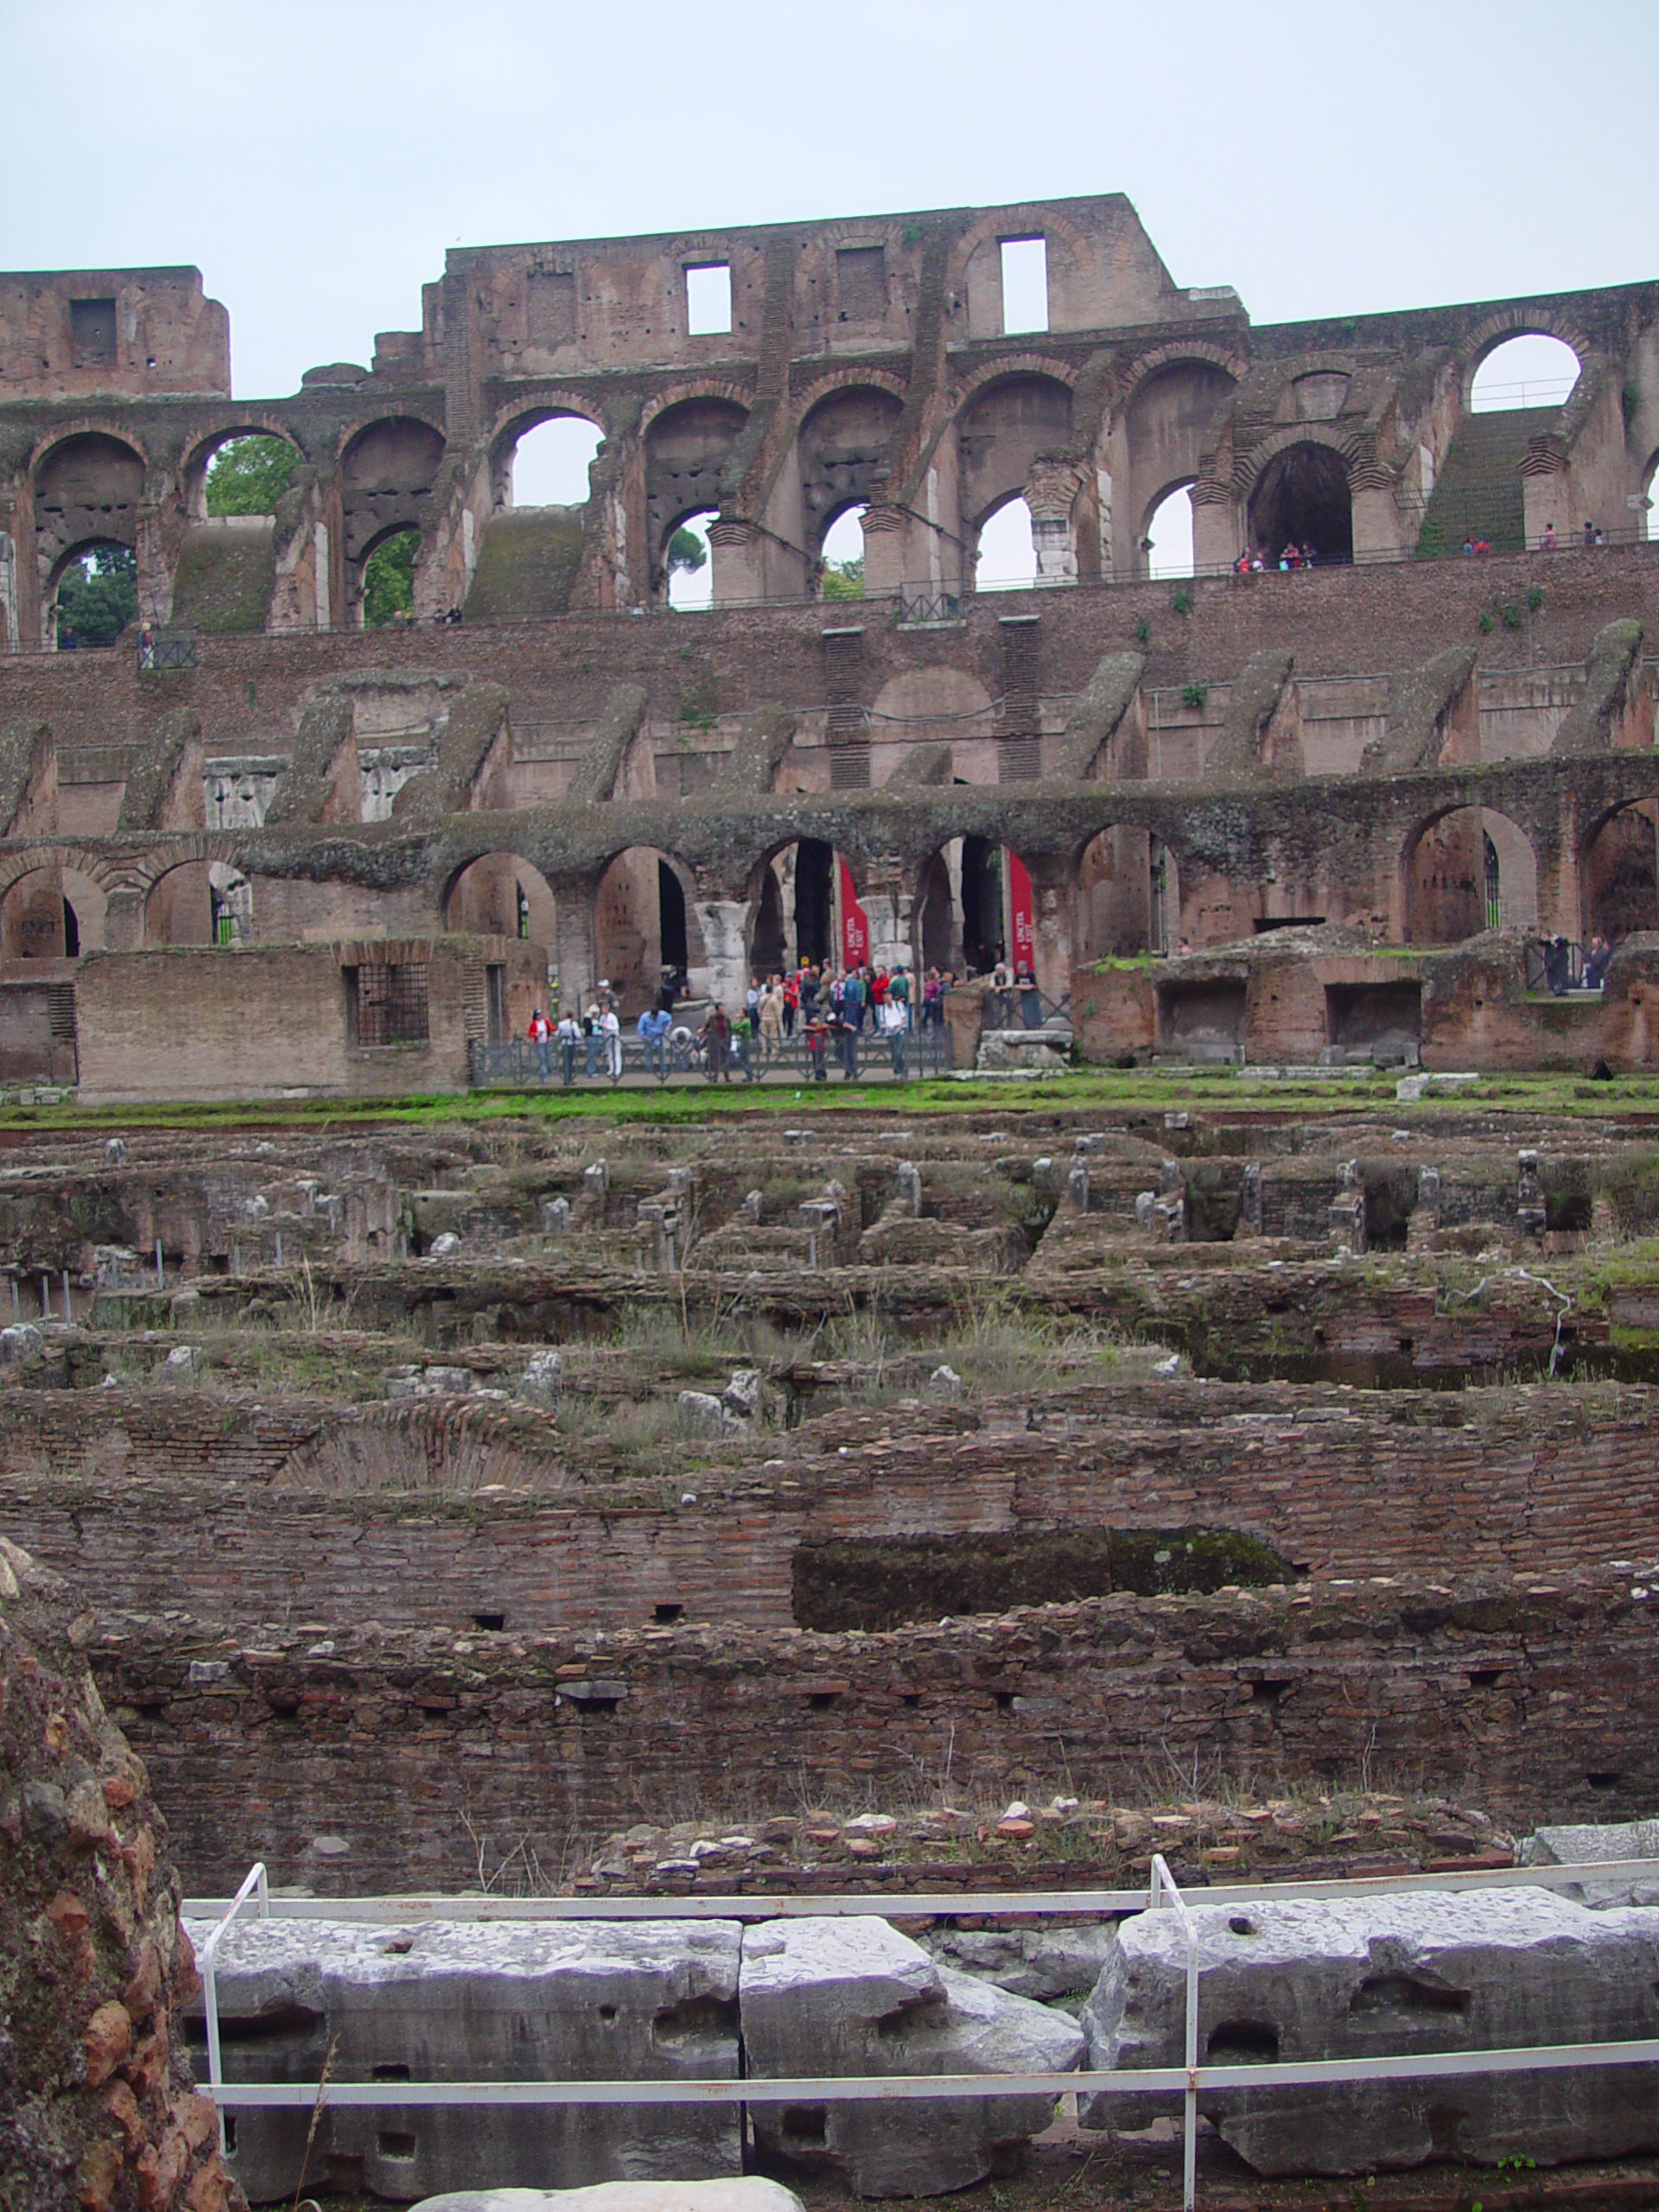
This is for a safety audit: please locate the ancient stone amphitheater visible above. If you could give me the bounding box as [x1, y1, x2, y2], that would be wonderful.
[3, 196, 1659, 2212]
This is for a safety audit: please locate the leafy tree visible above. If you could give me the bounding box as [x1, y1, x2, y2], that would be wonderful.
[822, 556, 864, 601]
[363, 529, 418, 627]
[667, 526, 708, 576]
[205, 435, 297, 517]
[54, 544, 137, 648]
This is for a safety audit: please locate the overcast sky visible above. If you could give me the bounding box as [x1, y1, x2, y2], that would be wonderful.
[10, 0, 1657, 403]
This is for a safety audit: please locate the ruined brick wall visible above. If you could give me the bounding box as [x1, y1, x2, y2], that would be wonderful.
[75, 938, 512, 1104]
[89, 1571, 1659, 1894]
[0, 1538, 243, 2212]
[6, 1382, 1659, 1637]
[0, 545, 1654, 766]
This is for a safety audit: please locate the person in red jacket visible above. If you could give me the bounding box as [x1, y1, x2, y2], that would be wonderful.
[527, 1006, 551, 1080]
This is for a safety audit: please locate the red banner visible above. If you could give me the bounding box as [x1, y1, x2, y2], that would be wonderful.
[838, 857, 869, 970]
[1007, 851, 1036, 977]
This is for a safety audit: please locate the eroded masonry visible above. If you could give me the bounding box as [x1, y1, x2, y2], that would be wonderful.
[0, 195, 1654, 1091]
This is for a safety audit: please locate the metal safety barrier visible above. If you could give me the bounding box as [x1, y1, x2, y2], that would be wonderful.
[469, 1022, 953, 1089]
[190, 1853, 1659, 2211]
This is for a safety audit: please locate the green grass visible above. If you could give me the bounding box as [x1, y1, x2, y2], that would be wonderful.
[14, 1065, 1659, 1137]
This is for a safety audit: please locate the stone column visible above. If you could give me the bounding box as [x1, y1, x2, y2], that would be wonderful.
[707, 520, 765, 608]
[1522, 443, 1570, 550]
[553, 875, 598, 1016]
[1027, 855, 1075, 1006]
[690, 898, 754, 1011]
[1026, 461, 1084, 588]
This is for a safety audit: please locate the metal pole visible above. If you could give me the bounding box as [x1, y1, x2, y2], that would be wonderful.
[1152, 1854, 1199, 2212]
[61, 1271, 70, 1325]
[275, 1232, 283, 1269]
[156, 1239, 164, 1289]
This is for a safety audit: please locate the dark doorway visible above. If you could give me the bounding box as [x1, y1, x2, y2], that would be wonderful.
[794, 838, 834, 967]
[961, 836, 1003, 974]
[1248, 443, 1353, 564]
[658, 860, 688, 990]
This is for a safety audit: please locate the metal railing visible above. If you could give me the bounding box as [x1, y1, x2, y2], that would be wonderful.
[895, 588, 963, 626]
[469, 1021, 953, 1089]
[137, 629, 198, 671]
[1524, 937, 1609, 995]
[980, 983, 1071, 1032]
[194, 1859, 270, 2155]
[190, 1853, 1659, 2212]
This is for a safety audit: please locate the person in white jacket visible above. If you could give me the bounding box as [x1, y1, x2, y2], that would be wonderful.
[600, 1003, 623, 1082]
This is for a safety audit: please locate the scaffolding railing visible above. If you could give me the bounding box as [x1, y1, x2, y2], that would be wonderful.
[190, 1853, 1659, 2211]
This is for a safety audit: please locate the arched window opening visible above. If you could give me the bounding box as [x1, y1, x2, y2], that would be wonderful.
[976, 499, 1036, 591]
[52, 543, 137, 650]
[202, 435, 297, 518]
[0, 868, 106, 960]
[1584, 802, 1657, 943]
[506, 416, 601, 508]
[1077, 827, 1181, 960]
[666, 512, 715, 609]
[362, 528, 419, 628]
[1143, 484, 1195, 580]
[1247, 444, 1352, 566]
[750, 840, 836, 976]
[1471, 334, 1580, 414]
[821, 505, 866, 601]
[209, 865, 251, 946]
[143, 862, 213, 947]
[446, 854, 556, 951]
[1407, 807, 1537, 945]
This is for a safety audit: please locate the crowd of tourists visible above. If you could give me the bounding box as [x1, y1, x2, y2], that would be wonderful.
[522, 959, 959, 1086]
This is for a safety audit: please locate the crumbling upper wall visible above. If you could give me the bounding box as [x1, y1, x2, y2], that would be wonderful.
[0, 268, 230, 400]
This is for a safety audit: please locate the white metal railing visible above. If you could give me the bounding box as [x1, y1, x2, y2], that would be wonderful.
[194, 1859, 269, 2154]
[191, 1853, 1659, 2212]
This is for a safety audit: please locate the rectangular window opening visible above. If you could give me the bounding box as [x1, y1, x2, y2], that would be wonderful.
[352, 962, 429, 1046]
[685, 264, 732, 336]
[1000, 238, 1049, 335]
[70, 297, 118, 368]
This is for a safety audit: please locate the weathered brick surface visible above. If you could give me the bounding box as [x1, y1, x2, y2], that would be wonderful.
[5, 1381, 1658, 1635]
[91, 1571, 1659, 1894]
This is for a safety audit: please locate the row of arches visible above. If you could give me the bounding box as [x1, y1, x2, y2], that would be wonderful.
[16, 324, 1657, 644]
[424, 798, 1656, 1008]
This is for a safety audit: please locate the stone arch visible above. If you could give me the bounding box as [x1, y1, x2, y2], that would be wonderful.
[0, 863, 109, 960]
[486, 400, 606, 511]
[593, 847, 703, 1007]
[1404, 802, 1538, 944]
[1458, 311, 1591, 405]
[870, 668, 997, 785]
[1075, 823, 1179, 960]
[792, 383, 905, 563]
[1118, 358, 1239, 578]
[32, 433, 147, 630]
[745, 836, 847, 974]
[178, 420, 304, 520]
[338, 416, 445, 571]
[644, 393, 749, 578]
[443, 852, 556, 949]
[950, 204, 1098, 338]
[956, 372, 1077, 583]
[1580, 799, 1658, 941]
[142, 857, 214, 944]
[1244, 435, 1355, 564]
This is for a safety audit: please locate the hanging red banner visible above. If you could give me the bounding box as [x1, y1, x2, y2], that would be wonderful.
[1007, 851, 1037, 977]
[838, 857, 869, 970]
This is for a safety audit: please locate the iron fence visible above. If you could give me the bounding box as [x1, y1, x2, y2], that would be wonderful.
[469, 1020, 953, 1089]
[193, 1852, 1659, 2212]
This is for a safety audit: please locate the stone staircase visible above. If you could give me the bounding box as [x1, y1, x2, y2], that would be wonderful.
[1414, 406, 1556, 557]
